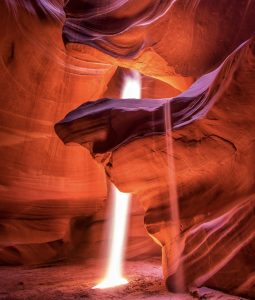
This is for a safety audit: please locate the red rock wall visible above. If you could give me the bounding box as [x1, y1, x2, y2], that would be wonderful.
[1, 1, 255, 299]
[0, 4, 103, 264]
[54, 36, 255, 299]
[0, 3, 159, 265]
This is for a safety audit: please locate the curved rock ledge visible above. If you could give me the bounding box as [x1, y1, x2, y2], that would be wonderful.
[55, 38, 252, 154]
[55, 36, 255, 298]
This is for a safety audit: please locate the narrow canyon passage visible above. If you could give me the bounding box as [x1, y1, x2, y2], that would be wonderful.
[0, 1, 255, 299]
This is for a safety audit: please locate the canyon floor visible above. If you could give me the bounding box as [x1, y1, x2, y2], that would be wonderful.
[0, 258, 245, 300]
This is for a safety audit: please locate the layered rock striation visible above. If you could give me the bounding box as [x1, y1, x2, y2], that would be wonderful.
[55, 37, 255, 298]
[1, 0, 255, 298]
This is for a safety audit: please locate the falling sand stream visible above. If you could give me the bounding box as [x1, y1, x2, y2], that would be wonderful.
[164, 101, 185, 293]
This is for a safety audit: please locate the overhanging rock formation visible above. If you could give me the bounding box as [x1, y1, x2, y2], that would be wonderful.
[1, 0, 255, 298]
[55, 37, 255, 298]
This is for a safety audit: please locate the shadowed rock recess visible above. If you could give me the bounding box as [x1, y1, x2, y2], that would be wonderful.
[1, 0, 255, 299]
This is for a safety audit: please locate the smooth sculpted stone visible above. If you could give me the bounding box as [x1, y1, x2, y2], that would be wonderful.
[0, 2, 162, 265]
[54, 63, 221, 153]
[63, 0, 255, 77]
[0, 1, 110, 264]
[55, 37, 255, 298]
[1, 1, 255, 297]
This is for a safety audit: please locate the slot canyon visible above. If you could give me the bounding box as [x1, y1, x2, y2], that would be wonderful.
[0, 1, 255, 299]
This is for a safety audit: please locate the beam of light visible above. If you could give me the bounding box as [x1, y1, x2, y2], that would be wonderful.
[93, 70, 141, 289]
[93, 186, 131, 289]
[121, 69, 141, 99]
[164, 101, 185, 293]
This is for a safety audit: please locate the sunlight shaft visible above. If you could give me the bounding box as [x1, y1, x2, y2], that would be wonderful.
[93, 70, 141, 289]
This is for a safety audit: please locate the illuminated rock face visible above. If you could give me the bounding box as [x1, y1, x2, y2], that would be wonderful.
[1, 0, 255, 298]
[63, 0, 255, 76]
[0, 2, 110, 264]
[0, 2, 159, 265]
[55, 37, 255, 298]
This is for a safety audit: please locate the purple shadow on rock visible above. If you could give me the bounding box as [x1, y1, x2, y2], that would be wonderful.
[54, 39, 250, 154]
[54, 68, 219, 154]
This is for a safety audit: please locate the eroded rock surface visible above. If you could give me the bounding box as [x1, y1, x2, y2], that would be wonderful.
[0, 2, 157, 265]
[1, 1, 255, 299]
[0, 3, 106, 264]
[55, 37, 255, 298]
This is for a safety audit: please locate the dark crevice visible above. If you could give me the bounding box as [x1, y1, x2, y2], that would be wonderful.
[6, 42, 15, 65]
